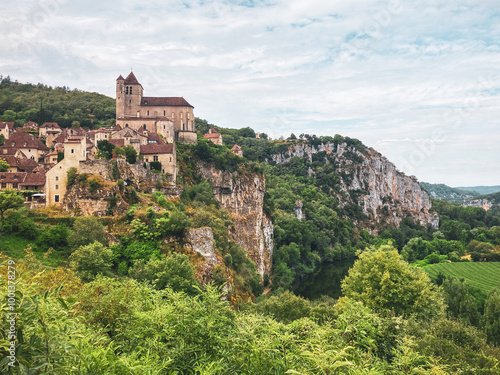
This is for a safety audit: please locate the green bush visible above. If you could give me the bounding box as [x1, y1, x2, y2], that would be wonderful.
[66, 167, 77, 187]
[69, 241, 114, 282]
[1, 212, 38, 239]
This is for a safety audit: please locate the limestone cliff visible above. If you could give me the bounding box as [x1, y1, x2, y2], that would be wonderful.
[272, 141, 439, 231]
[196, 162, 273, 277]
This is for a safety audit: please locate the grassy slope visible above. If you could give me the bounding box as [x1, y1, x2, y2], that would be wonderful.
[424, 262, 500, 294]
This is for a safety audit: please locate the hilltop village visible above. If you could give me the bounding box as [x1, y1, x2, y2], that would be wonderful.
[0, 72, 240, 209]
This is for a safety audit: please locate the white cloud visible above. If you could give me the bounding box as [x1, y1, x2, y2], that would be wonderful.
[0, 0, 499, 185]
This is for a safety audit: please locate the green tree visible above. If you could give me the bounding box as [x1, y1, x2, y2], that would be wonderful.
[69, 241, 114, 282]
[341, 244, 445, 319]
[68, 216, 107, 250]
[156, 210, 191, 238]
[442, 277, 480, 327]
[97, 140, 115, 159]
[124, 145, 137, 164]
[483, 289, 500, 345]
[0, 157, 9, 172]
[0, 134, 5, 146]
[57, 151, 64, 162]
[128, 253, 200, 294]
[66, 167, 77, 186]
[0, 188, 24, 220]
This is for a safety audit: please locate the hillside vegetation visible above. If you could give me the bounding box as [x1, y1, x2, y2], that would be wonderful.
[0, 75, 115, 128]
[420, 181, 478, 201]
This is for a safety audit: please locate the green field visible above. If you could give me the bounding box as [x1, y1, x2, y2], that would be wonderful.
[424, 262, 500, 294]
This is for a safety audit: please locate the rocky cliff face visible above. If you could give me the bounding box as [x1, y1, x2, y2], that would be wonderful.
[196, 162, 273, 277]
[272, 141, 439, 231]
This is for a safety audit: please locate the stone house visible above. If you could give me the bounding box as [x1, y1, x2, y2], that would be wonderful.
[140, 143, 176, 180]
[0, 122, 14, 140]
[0, 132, 49, 162]
[203, 128, 223, 145]
[39, 122, 62, 137]
[231, 144, 243, 157]
[115, 72, 196, 144]
[45, 138, 86, 206]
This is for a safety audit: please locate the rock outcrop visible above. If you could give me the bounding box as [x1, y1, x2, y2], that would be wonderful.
[196, 162, 273, 277]
[272, 141, 439, 231]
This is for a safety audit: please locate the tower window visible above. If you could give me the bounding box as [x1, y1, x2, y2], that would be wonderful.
[71, 149, 74, 154]
[126, 87, 129, 94]
[130, 87, 133, 94]
[163, 110, 166, 116]
[55, 195, 59, 203]
[143, 124, 147, 130]
[147, 110, 149, 116]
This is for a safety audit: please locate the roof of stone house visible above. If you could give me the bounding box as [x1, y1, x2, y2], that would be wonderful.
[141, 97, 193, 108]
[147, 132, 165, 144]
[0, 122, 14, 129]
[2, 156, 38, 172]
[112, 124, 122, 131]
[40, 122, 60, 129]
[24, 121, 38, 127]
[0, 132, 49, 151]
[96, 127, 112, 133]
[203, 133, 222, 139]
[124, 72, 140, 85]
[0, 172, 27, 183]
[140, 144, 174, 154]
[21, 172, 46, 186]
[122, 131, 134, 138]
[231, 144, 242, 151]
[116, 75, 124, 81]
[109, 139, 125, 147]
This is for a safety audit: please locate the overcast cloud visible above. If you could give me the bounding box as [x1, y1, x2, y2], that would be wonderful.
[1, 0, 499, 186]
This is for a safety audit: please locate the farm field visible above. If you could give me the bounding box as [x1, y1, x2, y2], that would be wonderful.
[424, 262, 500, 294]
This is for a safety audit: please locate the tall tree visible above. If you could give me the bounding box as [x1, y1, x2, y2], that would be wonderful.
[0, 188, 24, 220]
[341, 244, 445, 319]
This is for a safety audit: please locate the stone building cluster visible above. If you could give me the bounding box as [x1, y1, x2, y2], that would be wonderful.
[0, 72, 198, 208]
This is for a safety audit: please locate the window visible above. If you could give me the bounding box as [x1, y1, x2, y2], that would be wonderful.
[12, 183, 18, 188]
[163, 110, 166, 116]
[55, 195, 59, 203]
[143, 124, 147, 130]
[1, 183, 6, 188]
[126, 87, 129, 94]
[125, 124, 129, 127]
[71, 149, 74, 154]
[169, 157, 172, 162]
[130, 87, 133, 94]
[163, 125, 166, 129]
[129, 100, 131, 105]
[153, 156, 159, 161]
[55, 185, 59, 190]
[147, 110, 149, 116]
[55, 176, 59, 181]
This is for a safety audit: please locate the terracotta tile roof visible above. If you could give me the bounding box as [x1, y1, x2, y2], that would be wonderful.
[147, 132, 165, 144]
[17, 158, 39, 172]
[109, 139, 125, 147]
[124, 72, 140, 85]
[231, 144, 242, 151]
[24, 121, 38, 127]
[141, 97, 193, 108]
[0, 172, 27, 183]
[40, 122, 60, 129]
[203, 133, 221, 139]
[21, 172, 46, 186]
[0, 132, 49, 151]
[140, 144, 173, 154]
[112, 124, 122, 131]
[117, 75, 124, 81]
[96, 127, 112, 133]
[0, 122, 14, 130]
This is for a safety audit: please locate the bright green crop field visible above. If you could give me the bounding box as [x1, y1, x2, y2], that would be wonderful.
[424, 262, 500, 294]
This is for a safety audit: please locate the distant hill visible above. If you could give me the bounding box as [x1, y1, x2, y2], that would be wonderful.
[0, 75, 115, 129]
[420, 182, 478, 202]
[455, 186, 500, 195]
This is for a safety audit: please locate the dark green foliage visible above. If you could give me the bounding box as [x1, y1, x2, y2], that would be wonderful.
[156, 210, 191, 238]
[69, 241, 114, 282]
[68, 216, 107, 250]
[124, 187, 139, 204]
[442, 277, 481, 326]
[97, 139, 115, 159]
[124, 145, 137, 164]
[150, 160, 161, 172]
[128, 253, 200, 294]
[483, 289, 500, 345]
[252, 291, 311, 323]
[181, 179, 219, 207]
[0, 78, 115, 128]
[66, 167, 77, 186]
[111, 161, 119, 180]
[229, 244, 263, 296]
[1, 212, 38, 239]
[36, 223, 70, 252]
[57, 151, 64, 162]
[0, 134, 4, 145]
[0, 188, 24, 220]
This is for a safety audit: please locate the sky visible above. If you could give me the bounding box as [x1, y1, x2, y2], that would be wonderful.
[1, 0, 499, 186]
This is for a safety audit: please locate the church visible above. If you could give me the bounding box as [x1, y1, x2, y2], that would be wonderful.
[115, 72, 197, 144]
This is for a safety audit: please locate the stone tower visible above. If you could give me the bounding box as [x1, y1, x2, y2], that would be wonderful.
[116, 72, 144, 119]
